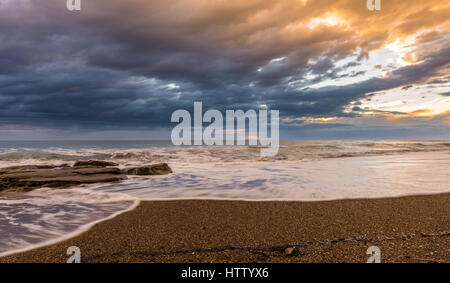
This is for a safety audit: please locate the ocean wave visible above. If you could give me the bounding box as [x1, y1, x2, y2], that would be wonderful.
[0, 141, 448, 165]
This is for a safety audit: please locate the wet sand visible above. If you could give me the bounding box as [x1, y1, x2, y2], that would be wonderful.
[1, 194, 449, 263]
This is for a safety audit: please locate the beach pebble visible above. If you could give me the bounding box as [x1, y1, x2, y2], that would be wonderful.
[285, 247, 295, 256]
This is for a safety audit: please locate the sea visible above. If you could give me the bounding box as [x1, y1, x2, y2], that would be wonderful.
[0, 140, 449, 256]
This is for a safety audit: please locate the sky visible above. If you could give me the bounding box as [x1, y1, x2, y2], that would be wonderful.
[0, 0, 449, 140]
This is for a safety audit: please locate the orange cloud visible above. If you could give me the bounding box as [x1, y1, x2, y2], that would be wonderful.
[84, 0, 449, 61]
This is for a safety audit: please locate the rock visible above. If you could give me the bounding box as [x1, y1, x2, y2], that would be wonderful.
[0, 162, 173, 193]
[122, 163, 173, 176]
[73, 160, 118, 167]
[285, 247, 295, 256]
[0, 165, 60, 174]
[0, 166, 126, 193]
[74, 167, 123, 175]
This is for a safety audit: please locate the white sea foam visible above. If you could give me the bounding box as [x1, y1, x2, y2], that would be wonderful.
[98, 151, 450, 201]
[0, 187, 138, 256]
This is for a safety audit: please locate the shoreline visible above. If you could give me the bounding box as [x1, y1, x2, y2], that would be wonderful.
[0, 199, 141, 258]
[1, 193, 449, 263]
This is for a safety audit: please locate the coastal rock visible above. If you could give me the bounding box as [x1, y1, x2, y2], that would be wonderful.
[122, 163, 173, 176]
[0, 166, 126, 192]
[0, 162, 173, 193]
[73, 160, 119, 167]
[0, 165, 59, 174]
[74, 167, 123, 175]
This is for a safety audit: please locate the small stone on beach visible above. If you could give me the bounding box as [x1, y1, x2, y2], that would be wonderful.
[285, 247, 295, 256]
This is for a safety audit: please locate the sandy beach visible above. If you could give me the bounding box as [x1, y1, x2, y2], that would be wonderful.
[1, 193, 449, 263]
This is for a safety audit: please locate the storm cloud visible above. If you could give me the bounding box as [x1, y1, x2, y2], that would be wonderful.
[0, 0, 449, 139]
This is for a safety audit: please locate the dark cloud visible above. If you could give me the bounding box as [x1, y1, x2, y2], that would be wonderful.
[0, 0, 449, 139]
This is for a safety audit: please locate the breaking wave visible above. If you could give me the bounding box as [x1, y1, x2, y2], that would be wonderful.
[0, 140, 449, 166]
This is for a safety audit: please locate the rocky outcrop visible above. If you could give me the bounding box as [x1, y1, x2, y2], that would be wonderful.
[0, 165, 126, 193]
[0, 162, 172, 193]
[122, 163, 173, 176]
[0, 165, 58, 174]
[73, 160, 119, 167]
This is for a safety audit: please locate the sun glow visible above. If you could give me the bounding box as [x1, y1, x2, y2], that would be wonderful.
[283, 117, 338, 124]
[308, 14, 348, 29]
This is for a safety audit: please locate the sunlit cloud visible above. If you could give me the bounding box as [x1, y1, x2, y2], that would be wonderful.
[308, 13, 349, 29]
